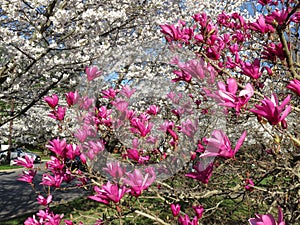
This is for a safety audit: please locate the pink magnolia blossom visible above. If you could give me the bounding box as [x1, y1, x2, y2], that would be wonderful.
[287, 79, 300, 96]
[229, 43, 239, 54]
[97, 106, 112, 119]
[231, 12, 246, 29]
[102, 87, 118, 99]
[44, 94, 59, 108]
[226, 55, 239, 69]
[159, 120, 178, 142]
[258, 0, 278, 6]
[217, 11, 231, 27]
[193, 12, 208, 27]
[123, 168, 156, 197]
[96, 106, 113, 126]
[89, 182, 129, 204]
[205, 24, 218, 45]
[130, 115, 153, 137]
[213, 78, 254, 114]
[46, 138, 67, 157]
[87, 140, 105, 154]
[194, 32, 204, 43]
[159, 120, 175, 132]
[79, 153, 86, 164]
[172, 69, 192, 83]
[181, 26, 194, 42]
[36, 209, 64, 225]
[46, 156, 65, 171]
[124, 148, 150, 164]
[206, 45, 221, 60]
[78, 96, 94, 110]
[120, 85, 136, 98]
[178, 214, 199, 225]
[262, 42, 286, 61]
[185, 161, 214, 184]
[37, 194, 52, 206]
[102, 161, 126, 179]
[89, 187, 110, 205]
[249, 94, 291, 125]
[85, 140, 105, 160]
[24, 215, 41, 225]
[265, 9, 289, 26]
[262, 66, 273, 76]
[146, 105, 160, 115]
[291, 12, 300, 23]
[232, 30, 247, 43]
[244, 178, 255, 192]
[196, 139, 206, 153]
[181, 119, 198, 138]
[170, 203, 181, 217]
[48, 106, 66, 121]
[123, 148, 139, 161]
[240, 59, 262, 79]
[171, 57, 208, 80]
[65, 91, 79, 106]
[171, 106, 187, 118]
[248, 206, 285, 225]
[200, 130, 247, 158]
[167, 91, 183, 104]
[193, 205, 204, 219]
[74, 126, 89, 142]
[249, 15, 274, 33]
[160, 24, 182, 43]
[13, 155, 34, 169]
[40, 173, 63, 188]
[220, 33, 231, 46]
[65, 144, 80, 160]
[112, 98, 129, 112]
[86, 66, 102, 81]
[65, 220, 75, 225]
[17, 169, 36, 183]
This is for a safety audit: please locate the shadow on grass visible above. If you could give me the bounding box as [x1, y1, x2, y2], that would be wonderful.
[1, 197, 97, 225]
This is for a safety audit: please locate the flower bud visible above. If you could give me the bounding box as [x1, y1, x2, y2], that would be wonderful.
[281, 120, 287, 129]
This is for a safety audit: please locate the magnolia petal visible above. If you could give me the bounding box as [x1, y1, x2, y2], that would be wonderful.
[234, 131, 247, 153]
[277, 206, 285, 225]
[261, 214, 276, 225]
[227, 78, 238, 94]
[280, 105, 291, 122]
[279, 95, 291, 111]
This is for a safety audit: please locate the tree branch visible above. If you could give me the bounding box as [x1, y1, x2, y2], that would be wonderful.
[0, 73, 64, 126]
[134, 210, 171, 225]
[277, 28, 300, 80]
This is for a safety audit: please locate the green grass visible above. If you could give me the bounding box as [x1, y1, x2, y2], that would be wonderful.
[0, 164, 22, 171]
[1, 194, 173, 225]
[0, 184, 285, 225]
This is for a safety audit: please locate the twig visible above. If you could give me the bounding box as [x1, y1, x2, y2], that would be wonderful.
[134, 210, 171, 225]
[277, 28, 300, 80]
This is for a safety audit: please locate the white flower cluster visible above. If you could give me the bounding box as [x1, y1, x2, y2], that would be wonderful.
[0, 0, 255, 144]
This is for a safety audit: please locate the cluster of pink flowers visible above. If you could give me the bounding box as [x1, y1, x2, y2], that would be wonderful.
[157, 1, 300, 223]
[248, 206, 285, 225]
[170, 203, 204, 225]
[88, 165, 156, 206]
[14, 0, 300, 223]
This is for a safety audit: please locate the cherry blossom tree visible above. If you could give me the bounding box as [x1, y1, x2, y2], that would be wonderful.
[0, 0, 251, 145]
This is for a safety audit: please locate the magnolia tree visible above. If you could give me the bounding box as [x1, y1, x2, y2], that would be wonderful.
[0, 0, 252, 145]
[9, 0, 300, 224]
